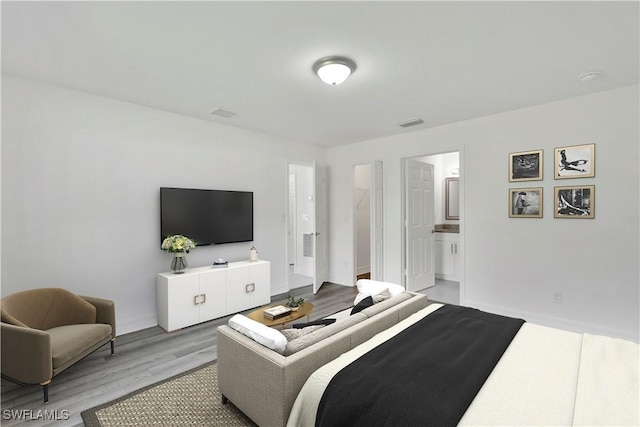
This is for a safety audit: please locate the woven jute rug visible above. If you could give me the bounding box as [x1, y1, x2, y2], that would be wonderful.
[81, 361, 255, 426]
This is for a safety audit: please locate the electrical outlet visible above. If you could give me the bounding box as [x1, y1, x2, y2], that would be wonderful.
[553, 292, 563, 304]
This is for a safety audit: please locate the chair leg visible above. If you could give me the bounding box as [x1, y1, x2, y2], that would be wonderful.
[110, 340, 115, 355]
[43, 383, 49, 403]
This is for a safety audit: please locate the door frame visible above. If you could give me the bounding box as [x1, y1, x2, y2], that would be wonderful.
[401, 150, 465, 304]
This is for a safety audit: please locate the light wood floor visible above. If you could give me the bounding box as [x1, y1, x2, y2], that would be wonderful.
[1, 283, 358, 427]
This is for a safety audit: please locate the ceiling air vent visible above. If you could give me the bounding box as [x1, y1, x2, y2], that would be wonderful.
[210, 108, 238, 119]
[396, 118, 424, 128]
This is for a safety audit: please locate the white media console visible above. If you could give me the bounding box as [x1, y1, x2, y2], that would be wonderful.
[157, 260, 270, 332]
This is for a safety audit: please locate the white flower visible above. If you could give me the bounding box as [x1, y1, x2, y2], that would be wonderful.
[161, 235, 196, 253]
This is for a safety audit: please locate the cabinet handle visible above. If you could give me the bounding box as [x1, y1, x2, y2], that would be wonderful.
[194, 295, 200, 305]
[201, 293, 206, 304]
[454, 243, 458, 255]
[246, 283, 255, 293]
[450, 243, 454, 254]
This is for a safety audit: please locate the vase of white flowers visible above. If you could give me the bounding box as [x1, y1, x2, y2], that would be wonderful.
[161, 235, 196, 274]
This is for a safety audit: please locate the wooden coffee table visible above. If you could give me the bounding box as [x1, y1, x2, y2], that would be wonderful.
[247, 302, 313, 329]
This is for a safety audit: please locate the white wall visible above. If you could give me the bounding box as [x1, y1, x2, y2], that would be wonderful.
[1, 75, 326, 334]
[327, 85, 639, 342]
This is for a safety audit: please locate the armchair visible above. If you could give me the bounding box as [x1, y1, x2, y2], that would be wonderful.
[1, 288, 116, 402]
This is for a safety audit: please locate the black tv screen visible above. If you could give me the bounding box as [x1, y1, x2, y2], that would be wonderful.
[160, 187, 253, 246]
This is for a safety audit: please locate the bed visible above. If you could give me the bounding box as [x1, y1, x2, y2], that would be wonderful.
[287, 303, 639, 427]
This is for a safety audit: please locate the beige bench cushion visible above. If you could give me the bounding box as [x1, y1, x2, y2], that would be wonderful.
[360, 292, 413, 318]
[284, 293, 416, 356]
[48, 324, 112, 373]
[285, 313, 367, 356]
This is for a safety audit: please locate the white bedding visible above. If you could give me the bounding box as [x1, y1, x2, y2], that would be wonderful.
[287, 304, 639, 427]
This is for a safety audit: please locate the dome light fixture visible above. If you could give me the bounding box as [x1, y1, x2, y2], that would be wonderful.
[313, 56, 357, 85]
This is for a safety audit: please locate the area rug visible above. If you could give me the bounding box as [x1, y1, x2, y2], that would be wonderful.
[81, 361, 255, 426]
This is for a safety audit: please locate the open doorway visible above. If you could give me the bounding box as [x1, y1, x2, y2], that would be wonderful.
[402, 151, 461, 304]
[287, 164, 313, 289]
[354, 164, 372, 281]
[353, 161, 384, 284]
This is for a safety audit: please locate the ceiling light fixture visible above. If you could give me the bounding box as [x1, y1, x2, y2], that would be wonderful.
[313, 56, 357, 85]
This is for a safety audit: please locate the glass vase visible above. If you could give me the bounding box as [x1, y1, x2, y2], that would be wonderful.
[171, 252, 188, 274]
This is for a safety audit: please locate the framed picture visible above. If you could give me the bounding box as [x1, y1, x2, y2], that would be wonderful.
[554, 143, 595, 179]
[554, 185, 595, 218]
[509, 150, 543, 182]
[509, 187, 543, 218]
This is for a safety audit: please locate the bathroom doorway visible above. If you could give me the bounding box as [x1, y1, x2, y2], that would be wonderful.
[287, 163, 313, 289]
[401, 151, 461, 304]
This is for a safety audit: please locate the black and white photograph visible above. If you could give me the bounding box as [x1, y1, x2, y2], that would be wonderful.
[509, 150, 543, 182]
[555, 185, 595, 218]
[509, 187, 543, 218]
[554, 143, 595, 179]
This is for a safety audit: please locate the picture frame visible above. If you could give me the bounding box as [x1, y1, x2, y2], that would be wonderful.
[554, 185, 595, 218]
[554, 143, 595, 179]
[509, 187, 543, 218]
[509, 149, 543, 182]
[445, 177, 460, 220]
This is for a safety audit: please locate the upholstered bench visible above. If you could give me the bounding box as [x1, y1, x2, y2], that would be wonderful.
[217, 280, 429, 427]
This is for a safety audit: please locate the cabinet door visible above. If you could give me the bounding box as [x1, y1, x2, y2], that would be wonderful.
[226, 267, 254, 314]
[434, 240, 445, 276]
[165, 274, 200, 331]
[435, 240, 456, 277]
[198, 269, 227, 322]
[250, 262, 271, 306]
[452, 243, 461, 278]
[443, 242, 457, 276]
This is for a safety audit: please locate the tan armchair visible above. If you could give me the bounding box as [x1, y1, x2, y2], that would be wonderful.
[1, 288, 116, 402]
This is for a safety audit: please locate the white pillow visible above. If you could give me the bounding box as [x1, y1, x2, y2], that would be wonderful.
[373, 288, 391, 303]
[228, 314, 287, 354]
[354, 279, 405, 305]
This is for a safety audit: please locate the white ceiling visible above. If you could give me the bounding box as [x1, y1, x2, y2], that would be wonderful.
[2, 1, 638, 148]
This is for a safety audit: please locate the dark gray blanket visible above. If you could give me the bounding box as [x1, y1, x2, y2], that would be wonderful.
[315, 304, 525, 427]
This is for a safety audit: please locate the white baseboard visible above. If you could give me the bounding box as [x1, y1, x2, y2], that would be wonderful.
[435, 273, 459, 281]
[117, 315, 159, 336]
[270, 283, 289, 296]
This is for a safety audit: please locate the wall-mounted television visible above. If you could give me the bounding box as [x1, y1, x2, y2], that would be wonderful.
[160, 187, 253, 246]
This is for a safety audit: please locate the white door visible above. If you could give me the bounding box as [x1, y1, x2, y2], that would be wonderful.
[287, 172, 296, 265]
[294, 165, 314, 278]
[405, 159, 435, 291]
[371, 160, 384, 281]
[313, 161, 328, 294]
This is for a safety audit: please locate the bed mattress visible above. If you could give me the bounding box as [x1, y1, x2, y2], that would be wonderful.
[287, 303, 639, 427]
